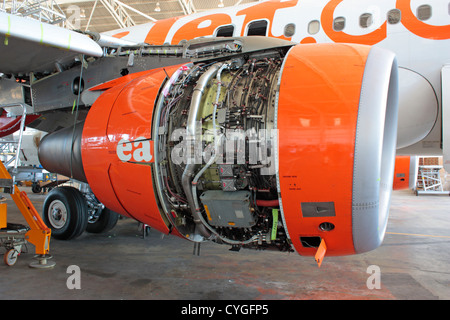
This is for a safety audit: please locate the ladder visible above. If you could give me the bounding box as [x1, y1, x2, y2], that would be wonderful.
[0, 105, 54, 267]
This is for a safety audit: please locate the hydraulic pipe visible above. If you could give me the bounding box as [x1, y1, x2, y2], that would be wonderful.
[181, 62, 223, 240]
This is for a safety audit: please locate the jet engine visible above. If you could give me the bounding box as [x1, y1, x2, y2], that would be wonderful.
[39, 39, 398, 259]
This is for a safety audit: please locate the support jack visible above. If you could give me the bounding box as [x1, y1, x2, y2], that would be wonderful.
[29, 254, 55, 269]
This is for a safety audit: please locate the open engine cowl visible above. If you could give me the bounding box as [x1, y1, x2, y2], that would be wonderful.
[39, 41, 398, 258]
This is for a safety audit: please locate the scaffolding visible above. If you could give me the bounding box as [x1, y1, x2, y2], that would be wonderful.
[0, 0, 68, 26]
[0, 0, 158, 31]
[415, 157, 450, 195]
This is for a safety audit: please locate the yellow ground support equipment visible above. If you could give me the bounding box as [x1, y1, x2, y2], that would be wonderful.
[0, 160, 54, 268]
[0, 104, 54, 268]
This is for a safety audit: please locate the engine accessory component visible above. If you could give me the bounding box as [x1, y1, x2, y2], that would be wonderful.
[200, 190, 254, 228]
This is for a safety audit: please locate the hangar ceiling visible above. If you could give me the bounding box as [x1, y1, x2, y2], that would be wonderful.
[3, 0, 262, 33]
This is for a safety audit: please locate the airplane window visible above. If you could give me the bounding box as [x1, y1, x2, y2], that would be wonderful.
[387, 9, 401, 24]
[216, 25, 234, 37]
[417, 4, 432, 21]
[333, 17, 345, 31]
[247, 20, 268, 36]
[360, 13, 373, 28]
[284, 23, 296, 37]
[308, 20, 320, 35]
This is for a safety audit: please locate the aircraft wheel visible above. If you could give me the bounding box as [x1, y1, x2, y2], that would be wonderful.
[86, 208, 119, 234]
[43, 187, 88, 240]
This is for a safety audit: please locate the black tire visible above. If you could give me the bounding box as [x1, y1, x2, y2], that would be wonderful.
[32, 183, 42, 194]
[42, 186, 88, 240]
[86, 208, 119, 234]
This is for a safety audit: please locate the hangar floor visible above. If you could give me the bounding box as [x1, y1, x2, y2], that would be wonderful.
[0, 187, 449, 300]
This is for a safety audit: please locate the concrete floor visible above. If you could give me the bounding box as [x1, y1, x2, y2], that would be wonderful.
[0, 187, 449, 300]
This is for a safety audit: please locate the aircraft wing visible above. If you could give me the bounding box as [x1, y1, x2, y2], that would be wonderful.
[0, 12, 103, 75]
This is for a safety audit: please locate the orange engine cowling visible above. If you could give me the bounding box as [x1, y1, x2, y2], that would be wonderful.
[39, 42, 398, 258]
[393, 156, 418, 190]
[277, 44, 398, 256]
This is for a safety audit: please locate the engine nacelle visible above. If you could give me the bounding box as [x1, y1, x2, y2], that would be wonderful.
[393, 156, 418, 191]
[39, 41, 398, 257]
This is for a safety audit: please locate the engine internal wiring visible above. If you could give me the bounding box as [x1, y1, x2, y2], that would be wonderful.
[153, 51, 291, 252]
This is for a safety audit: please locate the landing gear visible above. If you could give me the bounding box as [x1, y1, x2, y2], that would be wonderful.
[86, 207, 119, 234]
[43, 186, 88, 240]
[43, 185, 119, 240]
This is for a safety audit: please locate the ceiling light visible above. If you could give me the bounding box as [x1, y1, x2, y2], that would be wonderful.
[154, 2, 161, 12]
[218, 0, 224, 8]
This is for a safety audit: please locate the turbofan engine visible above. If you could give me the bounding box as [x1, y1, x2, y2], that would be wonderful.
[39, 38, 398, 259]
